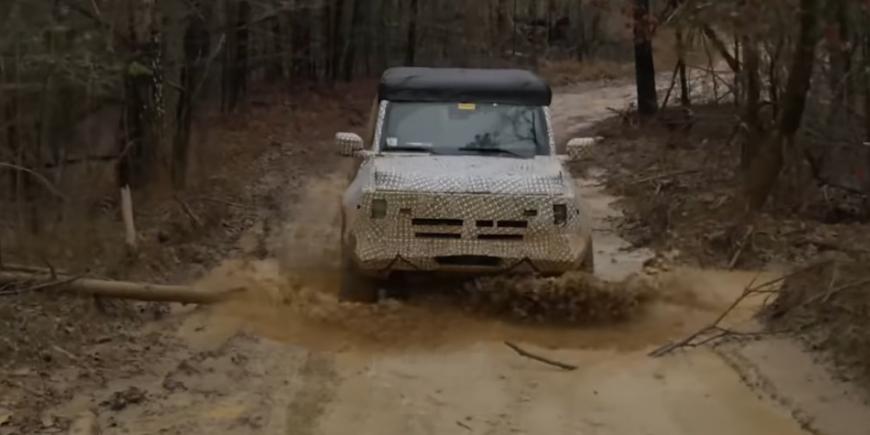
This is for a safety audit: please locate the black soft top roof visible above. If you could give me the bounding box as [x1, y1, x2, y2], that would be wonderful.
[378, 67, 552, 106]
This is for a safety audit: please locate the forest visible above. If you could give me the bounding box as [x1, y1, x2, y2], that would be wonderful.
[3, 1, 870, 433]
[1, 0, 869, 261]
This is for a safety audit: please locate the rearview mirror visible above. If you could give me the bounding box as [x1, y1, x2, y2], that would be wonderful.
[336, 132, 364, 157]
[565, 136, 603, 161]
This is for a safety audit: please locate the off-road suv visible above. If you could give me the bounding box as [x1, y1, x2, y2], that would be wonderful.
[336, 67, 594, 302]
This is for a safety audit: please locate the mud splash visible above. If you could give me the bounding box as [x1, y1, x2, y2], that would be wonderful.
[184, 166, 777, 356]
[188, 255, 773, 357]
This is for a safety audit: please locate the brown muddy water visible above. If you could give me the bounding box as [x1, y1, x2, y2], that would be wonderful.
[46, 81, 870, 435]
[168, 169, 808, 435]
[131, 81, 840, 434]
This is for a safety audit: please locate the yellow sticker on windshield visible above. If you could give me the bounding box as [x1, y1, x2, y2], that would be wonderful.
[458, 103, 476, 111]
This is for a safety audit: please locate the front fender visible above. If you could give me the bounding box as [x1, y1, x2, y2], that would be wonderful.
[341, 159, 374, 246]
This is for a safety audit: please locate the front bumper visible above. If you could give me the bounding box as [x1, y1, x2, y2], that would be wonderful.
[353, 235, 592, 275]
[347, 191, 591, 275]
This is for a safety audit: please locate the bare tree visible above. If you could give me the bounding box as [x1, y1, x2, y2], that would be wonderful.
[743, 0, 820, 211]
[633, 0, 658, 115]
[406, 0, 418, 66]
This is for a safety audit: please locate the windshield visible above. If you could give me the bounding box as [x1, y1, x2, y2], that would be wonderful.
[379, 102, 551, 157]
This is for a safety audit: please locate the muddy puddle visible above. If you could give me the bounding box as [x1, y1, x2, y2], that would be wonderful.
[69, 83, 852, 435]
[164, 81, 791, 367]
[175, 255, 805, 435]
[179, 170, 776, 358]
[185, 256, 773, 352]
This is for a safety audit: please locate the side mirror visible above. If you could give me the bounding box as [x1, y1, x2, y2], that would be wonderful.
[336, 132, 364, 157]
[565, 136, 603, 161]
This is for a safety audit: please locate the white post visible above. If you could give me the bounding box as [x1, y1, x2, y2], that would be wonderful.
[120, 185, 137, 251]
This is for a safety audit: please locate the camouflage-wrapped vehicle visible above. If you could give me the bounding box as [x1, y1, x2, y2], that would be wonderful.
[336, 67, 594, 301]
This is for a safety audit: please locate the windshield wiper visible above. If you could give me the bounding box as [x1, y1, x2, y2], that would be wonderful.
[458, 147, 525, 158]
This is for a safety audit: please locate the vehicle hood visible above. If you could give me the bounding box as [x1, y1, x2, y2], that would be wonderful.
[371, 155, 568, 195]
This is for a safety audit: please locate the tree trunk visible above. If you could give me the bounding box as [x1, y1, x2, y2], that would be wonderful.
[292, 0, 314, 79]
[512, 0, 518, 56]
[222, 0, 249, 112]
[633, 0, 658, 116]
[744, 0, 819, 211]
[866, 14, 870, 142]
[323, 0, 334, 81]
[571, 0, 587, 61]
[119, 0, 162, 188]
[826, 0, 851, 129]
[740, 35, 762, 177]
[866, 70, 870, 142]
[235, 1, 250, 97]
[767, 39, 784, 119]
[546, 0, 554, 48]
[269, 16, 286, 81]
[373, 0, 387, 73]
[173, 14, 209, 188]
[497, 0, 512, 54]
[330, 0, 345, 81]
[405, 0, 418, 66]
[676, 26, 690, 106]
[341, 0, 361, 81]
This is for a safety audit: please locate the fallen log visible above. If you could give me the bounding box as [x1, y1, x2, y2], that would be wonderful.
[0, 271, 240, 304]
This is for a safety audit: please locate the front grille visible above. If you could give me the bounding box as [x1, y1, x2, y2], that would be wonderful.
[478, 234, 524, 241]
[390, 194, 545, 243]
[412, 218, 463, 227]
[411, 217, 528, 242]
[497, 220, 528, 228]
[415, 232, 462, 239]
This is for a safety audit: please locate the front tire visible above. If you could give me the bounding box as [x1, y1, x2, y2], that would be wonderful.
[339, 248, 378, 303]
[580, 238, 595, 273]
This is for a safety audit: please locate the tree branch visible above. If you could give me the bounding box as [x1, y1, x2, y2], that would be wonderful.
[504, 341, 578, 371]
[0, 162, 67, 200]
[649, 267, 812, 357]
[700, 24, 740, 72]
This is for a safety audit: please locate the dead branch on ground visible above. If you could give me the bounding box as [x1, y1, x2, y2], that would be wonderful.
[0, 270, 242, 304]
[631, 169, 701, 185]
[606, 106, 638, 127]
[582, 169, 701, 189]
[176, 195, 203, 227]
[504, 341, 578, 371]
[0, 262, 71, 275]
[803, 277, 870, 308]
[648, 268, 807, 358]
[2, 379, 47, 398]
[728, 225, 756, 270]
[195, 196, 256, 210]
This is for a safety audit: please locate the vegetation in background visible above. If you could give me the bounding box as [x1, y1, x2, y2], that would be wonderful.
[1, 0, 870, 259]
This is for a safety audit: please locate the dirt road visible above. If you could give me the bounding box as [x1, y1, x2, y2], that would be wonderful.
[46, 83, 870, 435]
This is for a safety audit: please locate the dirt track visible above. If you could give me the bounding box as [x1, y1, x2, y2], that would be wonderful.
[37, 82, 870, 435]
